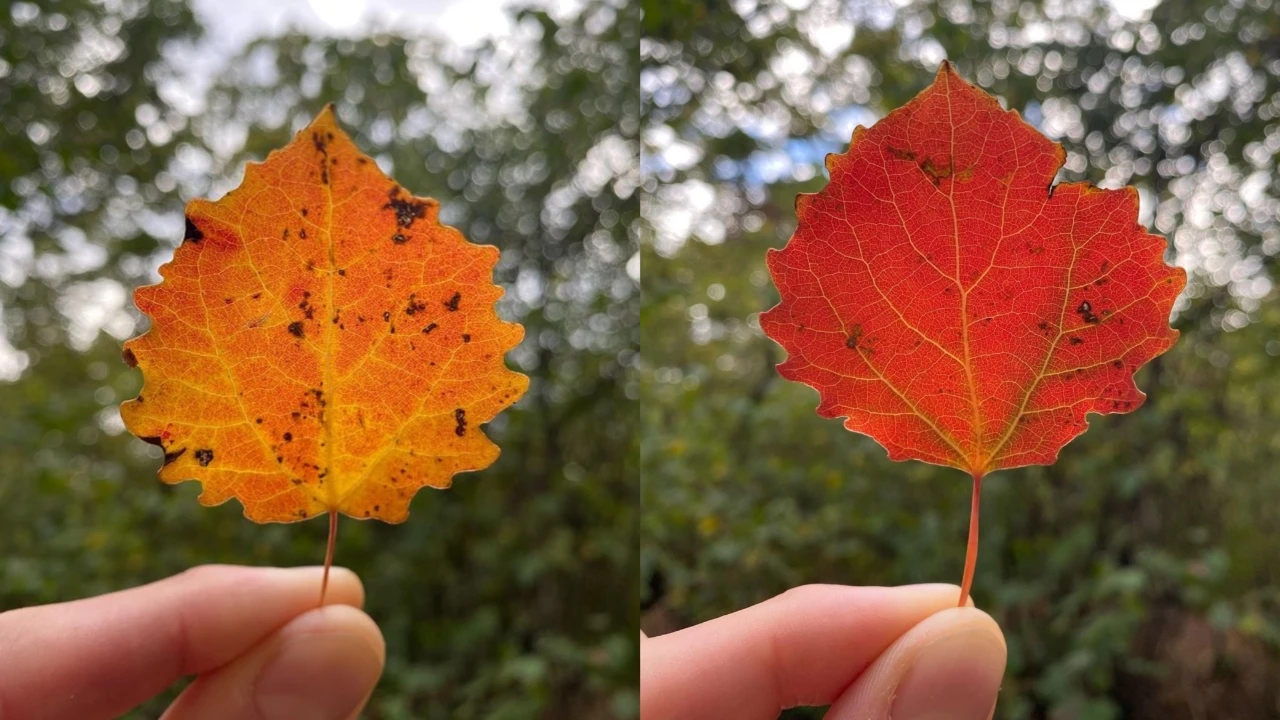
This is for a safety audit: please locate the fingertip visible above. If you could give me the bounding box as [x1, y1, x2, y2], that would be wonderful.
[236, 565, 366, 608]
[319, 566, 366, 608]
[281, 604, 386, 661]
[170, 564, 364, 607]
[828, 606, 1006, 720]
[255, 605, 385, 719]
[163, 605, 385, 720]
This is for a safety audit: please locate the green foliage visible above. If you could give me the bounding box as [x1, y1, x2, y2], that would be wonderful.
[0, 1, 637, 718]
[640, 1, 1280, 718]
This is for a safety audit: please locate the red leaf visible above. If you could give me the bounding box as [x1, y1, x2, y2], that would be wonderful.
[761, 62, 1184, 478]
[760, 63, 1185, 604]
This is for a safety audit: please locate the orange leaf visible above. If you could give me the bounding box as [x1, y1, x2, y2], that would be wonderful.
[761, 62, 1184, 478]
[121, 106, 528, 526]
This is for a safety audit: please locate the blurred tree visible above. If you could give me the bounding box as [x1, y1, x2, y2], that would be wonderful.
[0, 1, 638, 718]
[640, 1, 1280, 719]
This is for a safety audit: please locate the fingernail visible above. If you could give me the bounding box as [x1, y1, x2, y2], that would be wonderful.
[255, 627, 382, 720]
[890, 627, 1004, 720]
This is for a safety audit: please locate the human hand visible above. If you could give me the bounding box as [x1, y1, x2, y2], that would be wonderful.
[0, 565, 385, 720]
[641, 584, 1005, 720]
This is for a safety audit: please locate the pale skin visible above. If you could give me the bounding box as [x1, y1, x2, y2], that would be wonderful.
[641, 584, 1007, 720]
[0, 565, 385, 720]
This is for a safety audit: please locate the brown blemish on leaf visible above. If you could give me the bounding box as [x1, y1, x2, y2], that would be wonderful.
[845, 325, 863, 350]
[404, 294, 427, 316]
[184, 217, 204, 244]
[1076, 301, 1100, 324]
[384, 187, 427, 231]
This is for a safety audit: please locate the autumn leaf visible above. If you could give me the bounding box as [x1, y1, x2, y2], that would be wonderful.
[759, 63, 1185, 604]
[121, 106, 528, 597]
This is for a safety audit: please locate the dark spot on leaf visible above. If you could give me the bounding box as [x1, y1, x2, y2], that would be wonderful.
[283, 432, 293, 442]
[194, 448, 214, 466]
[382, 311, 391, 322]
[384, 187, 428, 229]
[454, 408, 467, 436]
[299, 228, 307, 240]
[1076, 301, 1099, 324]
[122, 348, 137, 368]
[845, 326, 863, 350]
[462, 334, 471, 343]
[1069, 337, 1083, 345]
[393, 233, 408, 244]
[886, 146, 917, 162]
[163, 447, 186, 466]
[405, 294, 427, 316]
[423, 323, 438, 334]
[1112, 360, 1123, 369]
[184, 217, 204, 244]
[444, 292, 461, 311]
[919, 157, 952, 184]
[288, 321, 305, 338]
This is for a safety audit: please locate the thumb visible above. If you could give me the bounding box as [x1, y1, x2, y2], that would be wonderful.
[827, 607, 1005, 720]
[161, 604, 385, 720]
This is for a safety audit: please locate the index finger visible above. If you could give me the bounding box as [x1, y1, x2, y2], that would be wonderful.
[640, 583, 965, 720]
[0, 564, 364, 720]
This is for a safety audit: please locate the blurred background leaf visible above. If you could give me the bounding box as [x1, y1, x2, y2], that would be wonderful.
[639, 0, 1280, 718]
[0, 0, 638, 718]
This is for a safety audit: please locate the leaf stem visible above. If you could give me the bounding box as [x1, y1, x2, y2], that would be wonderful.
[958, 473, 982, 607]
[320, 509, 338, 606]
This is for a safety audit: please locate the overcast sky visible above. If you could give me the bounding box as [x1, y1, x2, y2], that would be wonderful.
[190, 0, 530, 48]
